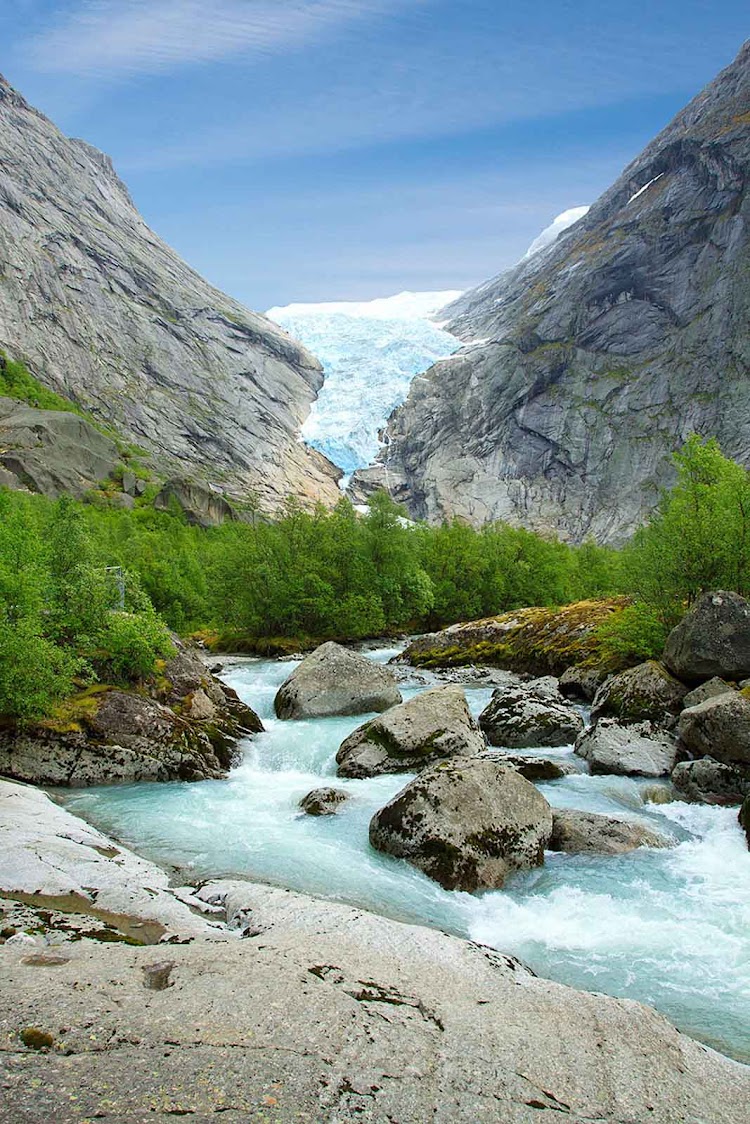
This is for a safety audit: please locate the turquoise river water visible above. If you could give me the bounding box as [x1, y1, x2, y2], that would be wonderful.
[62, 649, 750, 1063]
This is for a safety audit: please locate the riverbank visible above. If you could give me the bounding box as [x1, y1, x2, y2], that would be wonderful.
[2, 778, 749, 1123]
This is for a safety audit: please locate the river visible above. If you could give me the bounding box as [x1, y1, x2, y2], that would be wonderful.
[62, 648, 750, 1063]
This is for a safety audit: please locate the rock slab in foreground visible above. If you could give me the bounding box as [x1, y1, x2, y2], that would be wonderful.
[275, 641, 402, 720]
[575, 719, 678, 777]
[549, 809, 671, 855]
[663, 591, 750, 684]
[3, 878, 750, 1123]
[336, 685, 484, 778]
[479, 680, 584, 748]
[369, 757, 552, 891]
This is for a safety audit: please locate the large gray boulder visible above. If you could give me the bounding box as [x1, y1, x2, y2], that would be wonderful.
[677, 691, 750, 766]
[672, 757, 750, 805]
[274, 642, 402, 720]
[479, 681, 584, 748]
[549, 809, 671, 855]
[575, 719, 678, 777]
[369, 757, 552, 891]
[682, 677, 735, 709]
[336, 685, 484, 778]
[663, 591, 750, 684]
[591, 661, 687, 729]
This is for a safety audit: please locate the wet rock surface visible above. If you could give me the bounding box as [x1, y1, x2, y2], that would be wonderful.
[275, 641, 402, 720]
[336, 685, 484, 778]
[299, 787, 348, 816]
[549, 809, 671, 855]
[677, 691, 750, 767]
[369, 757, 553, 891]
[671, 757, 750, 805]
[479, 680, 584, 748]
[575, 719, 678, 777]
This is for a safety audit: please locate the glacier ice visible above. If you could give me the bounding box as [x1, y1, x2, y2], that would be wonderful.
[267, 291, 462, 475]
[266, 210, 589, 477]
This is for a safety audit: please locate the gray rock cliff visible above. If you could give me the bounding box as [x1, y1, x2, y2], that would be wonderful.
[362, 42, 750, 542]
[0, 76, 341, 512]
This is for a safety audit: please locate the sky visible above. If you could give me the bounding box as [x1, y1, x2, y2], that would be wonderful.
[1, 1, 748, 309]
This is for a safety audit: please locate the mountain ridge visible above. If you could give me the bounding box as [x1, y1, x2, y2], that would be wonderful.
[357, 42, 750, 543]
[0, 73, 342, 513]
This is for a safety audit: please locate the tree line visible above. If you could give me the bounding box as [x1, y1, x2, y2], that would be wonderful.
[1, 434, 748, 720]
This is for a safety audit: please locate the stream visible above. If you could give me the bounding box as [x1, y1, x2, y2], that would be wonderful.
[62, 648, 750, 1063]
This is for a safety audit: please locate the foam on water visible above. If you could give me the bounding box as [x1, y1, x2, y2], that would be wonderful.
[62, 652, 750, 1062]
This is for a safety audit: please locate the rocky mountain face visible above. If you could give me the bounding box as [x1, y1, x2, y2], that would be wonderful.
[0, 77, 341, 512]
[361, 42, 750, 543]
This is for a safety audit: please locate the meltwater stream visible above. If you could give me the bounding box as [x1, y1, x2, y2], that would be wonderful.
[62, 650, 750, 1063]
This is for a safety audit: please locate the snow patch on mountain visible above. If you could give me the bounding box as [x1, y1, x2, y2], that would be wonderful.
[267, 291, 462, 475]
[522, 206, 590, 259]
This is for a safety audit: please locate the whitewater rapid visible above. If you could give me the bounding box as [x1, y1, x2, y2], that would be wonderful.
[63, 650, 750, 1064]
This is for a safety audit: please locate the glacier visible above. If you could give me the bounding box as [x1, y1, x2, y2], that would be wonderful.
[266, 291, 463, 475]
[266, 210, 589, 476]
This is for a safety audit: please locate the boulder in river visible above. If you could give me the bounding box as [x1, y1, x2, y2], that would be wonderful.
[299, 787, 348, 816]
[682, 677, 735, 709]
[677, 692, 750, 767]
[369, 757, 553, 891]
[671, 757, 750, 805]
[591, 661, 687, 729]
[740, 796, 750, 847]
[336, 685, 484, 778]
[663, 591, 750, 683]
[558, 665, 609, 702]
[479, 681, 584, 748]
[575, 719, 678, 777]
[549, 809, 671, 855]
[488, 753, 577, 782]
[274, 641, 402, 720]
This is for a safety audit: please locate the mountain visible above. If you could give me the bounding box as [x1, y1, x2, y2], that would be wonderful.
[0, 76, 341, 513]
[267, 292, 462, 475]
[359, 43, 750, 543]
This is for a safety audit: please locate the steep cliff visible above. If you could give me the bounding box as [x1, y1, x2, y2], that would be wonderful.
[366, 42, 750, 543]
[0, 77, 341, 512]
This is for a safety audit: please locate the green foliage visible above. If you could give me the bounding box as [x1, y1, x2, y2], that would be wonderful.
[595, 602, 669, 664]
[100, 609, 175, 682]
[599, 435, 750, 660]
[0, 619, 80, 720]
[0, 354, 85, 415]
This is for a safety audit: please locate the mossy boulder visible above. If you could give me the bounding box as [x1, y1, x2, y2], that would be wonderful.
[479, 681, 584, 748]
[369, 757, 552, 892]
[682, 677, 736, 709]
[400, 599, 629, 676]
[591, 661, 687, 729]
[336, 685, 484, 778]
[275, 642, 401, 720]
[663, 591, 750, 684]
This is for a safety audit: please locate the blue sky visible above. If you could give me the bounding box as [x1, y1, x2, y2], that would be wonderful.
[1, 1, 748, 308]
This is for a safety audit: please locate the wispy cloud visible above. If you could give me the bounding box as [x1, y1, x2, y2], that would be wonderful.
[26, 0, 417, 78]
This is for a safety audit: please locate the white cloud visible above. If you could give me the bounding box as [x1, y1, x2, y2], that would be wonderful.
[27, 0, 416, 77]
